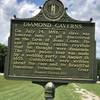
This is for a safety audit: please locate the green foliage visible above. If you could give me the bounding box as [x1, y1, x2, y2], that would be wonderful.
[0, 43, 7, 55]
[0, 43, 7, 72]
[97, 59, 100, 69]
[97, 59, 100, 77]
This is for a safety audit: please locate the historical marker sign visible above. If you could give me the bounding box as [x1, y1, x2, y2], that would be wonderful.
[5, 0, 96, 83]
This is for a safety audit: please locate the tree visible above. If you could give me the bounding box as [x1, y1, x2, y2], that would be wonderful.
[97, 59, 100, 80]
[0, 43, 7, 73]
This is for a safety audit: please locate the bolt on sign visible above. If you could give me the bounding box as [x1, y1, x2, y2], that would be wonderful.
[5, 0, 96, 83]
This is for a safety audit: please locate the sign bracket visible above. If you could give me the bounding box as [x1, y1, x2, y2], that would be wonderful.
[32, 81, 69, 100]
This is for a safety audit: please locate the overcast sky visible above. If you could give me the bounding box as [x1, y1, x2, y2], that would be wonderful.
[0, 0, 100, 58]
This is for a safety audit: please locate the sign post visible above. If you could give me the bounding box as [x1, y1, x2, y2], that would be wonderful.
[4, 0, 96, 99]
[45, 82, 55, 100]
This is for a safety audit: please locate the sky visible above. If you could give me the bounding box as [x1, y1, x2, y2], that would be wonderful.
[0, 0, 100, 58]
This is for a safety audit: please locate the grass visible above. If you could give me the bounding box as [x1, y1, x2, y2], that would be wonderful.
[0, 76, 44, 100]
[0, 76, 81, 100]
[78, 83, 100, 97]
[0, 75, 100, 100]
[55, 84, 81, 100]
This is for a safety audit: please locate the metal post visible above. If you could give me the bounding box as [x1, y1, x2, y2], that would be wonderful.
[45, 82, 55, 100]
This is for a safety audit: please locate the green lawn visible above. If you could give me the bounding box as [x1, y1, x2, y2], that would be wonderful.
[0, 76, 44, 100]
[0, 75, 100, 100]
[0, 76, 81, 100]
[55, 84, 81, 100]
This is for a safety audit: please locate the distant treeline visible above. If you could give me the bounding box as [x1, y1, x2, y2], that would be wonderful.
[0, 43, 100, 79]
[0, 43, 7, 73]
[97, 59, 100, 77]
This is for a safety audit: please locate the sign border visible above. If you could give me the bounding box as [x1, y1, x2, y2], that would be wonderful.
[4, 19, 97, 83]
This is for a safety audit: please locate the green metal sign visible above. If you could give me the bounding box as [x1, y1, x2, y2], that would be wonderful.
[4, 0, 96, 83]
